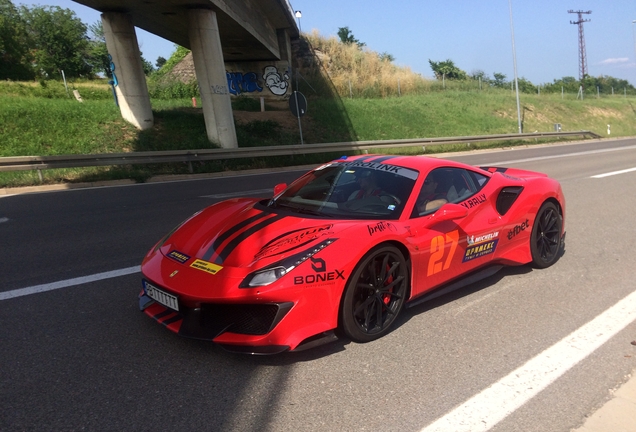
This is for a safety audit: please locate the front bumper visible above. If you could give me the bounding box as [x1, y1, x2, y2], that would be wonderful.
[139, 289, 294, 354]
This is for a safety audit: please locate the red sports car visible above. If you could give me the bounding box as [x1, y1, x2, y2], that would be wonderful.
[139, 155, 565, 354]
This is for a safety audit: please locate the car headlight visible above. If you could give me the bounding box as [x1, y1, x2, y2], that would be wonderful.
[240, 266, 289, 288]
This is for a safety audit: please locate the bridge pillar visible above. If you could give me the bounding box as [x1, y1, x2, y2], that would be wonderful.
[101, 12, 154, 130]
[188, 9, 238, 149]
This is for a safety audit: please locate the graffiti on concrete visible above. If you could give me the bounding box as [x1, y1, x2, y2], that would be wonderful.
[227, 72, 262, 96]
[225, 65, 290, 96]
[108, 54, 118, 86]
[263, 66, 289, 96]
[211, 84, 229, 95]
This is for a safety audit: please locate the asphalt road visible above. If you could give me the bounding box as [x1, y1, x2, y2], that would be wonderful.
[1, 139, 635, 431]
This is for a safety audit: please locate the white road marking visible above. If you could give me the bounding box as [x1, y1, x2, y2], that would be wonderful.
[0, 266, 140, 301]
[421, 289, 636, 432]
[0, 217, 8, 223]
[591, 167, 636, 178]
[489, 143, 636, 166]
[200, 188, 274, 199]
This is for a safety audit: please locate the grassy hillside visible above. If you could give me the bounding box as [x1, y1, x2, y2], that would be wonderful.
[1, 33, 636, 188]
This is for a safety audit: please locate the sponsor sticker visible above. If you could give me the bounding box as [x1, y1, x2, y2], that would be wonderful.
[255, 225, 333, 259]
[342, 161, 419, 180]
[463, 231, 499, 262]
[190, 259, 223, 275]
[294, 256, 345, 286]
[508, 219, 531, 240]
[167, 250, 190, 264]
[466, 231, 499, 246]
[367, 221, 397, 236]
[460, 193, 487, 210]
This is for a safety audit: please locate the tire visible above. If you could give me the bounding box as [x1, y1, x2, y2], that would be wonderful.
[340, 245, 409, 343]
[530, 201, 563, 268]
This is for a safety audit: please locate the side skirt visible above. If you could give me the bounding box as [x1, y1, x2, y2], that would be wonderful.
[406, 265, 504, 309]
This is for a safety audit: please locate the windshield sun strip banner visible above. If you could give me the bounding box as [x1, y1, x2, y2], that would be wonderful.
[340, 160, 418, 180]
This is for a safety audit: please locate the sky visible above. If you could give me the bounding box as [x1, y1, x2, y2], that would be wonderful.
[20, 0, 636, 85]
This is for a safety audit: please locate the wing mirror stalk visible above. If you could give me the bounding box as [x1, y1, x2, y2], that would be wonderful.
[425, 203, 468, 225]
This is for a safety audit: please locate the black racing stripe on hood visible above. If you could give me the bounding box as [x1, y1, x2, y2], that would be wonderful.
[202, 212, 268, 261]
[215, 215, 287, 264]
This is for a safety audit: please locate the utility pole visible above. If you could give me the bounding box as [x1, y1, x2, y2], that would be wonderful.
[569, 10, 591, 87]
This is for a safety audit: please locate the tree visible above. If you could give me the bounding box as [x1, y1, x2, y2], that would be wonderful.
[139, 52, 154, 75]
[470, 69, 489, 82]
[20, 5, 92, 78]
[87, 20, 109, 77]
[492, 72, 507, 88]
[378, 52, 395, 62]
[428, 59, 467, 80]
[337, 26, 365, 48]
[0, 0, 33, 79]
[155, 56, 166, 69]
[516, 77, 536, 93]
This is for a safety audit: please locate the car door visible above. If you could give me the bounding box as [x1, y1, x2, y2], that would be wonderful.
[408, 167, 504, 297]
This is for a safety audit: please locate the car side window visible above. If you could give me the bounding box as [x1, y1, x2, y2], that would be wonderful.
[411, 168, 491, 218]
[411, 168, 455, 217]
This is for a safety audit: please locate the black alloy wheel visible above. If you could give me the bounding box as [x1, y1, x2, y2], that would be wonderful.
[530, 201, 563, 268]
[340, 245, 409, 342]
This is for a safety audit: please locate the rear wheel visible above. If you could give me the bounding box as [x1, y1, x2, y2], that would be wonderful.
[530, 201, 562, 268]
[340, 245, 408, 342]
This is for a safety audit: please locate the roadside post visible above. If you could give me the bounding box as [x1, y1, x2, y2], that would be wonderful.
[289, 91, 307, 145]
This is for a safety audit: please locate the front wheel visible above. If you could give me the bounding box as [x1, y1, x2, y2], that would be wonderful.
[530, 201, 563, 268]
[340, 245, 409, 343]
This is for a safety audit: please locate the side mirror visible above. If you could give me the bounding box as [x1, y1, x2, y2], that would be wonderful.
[273, 183, 287, 196]
[426, 203, 468, 224]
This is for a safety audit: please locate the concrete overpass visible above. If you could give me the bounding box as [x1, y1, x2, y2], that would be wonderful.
[73, 0, 300, 148]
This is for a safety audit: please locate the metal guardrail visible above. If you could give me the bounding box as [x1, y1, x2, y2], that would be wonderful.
[0, 131, 600, 172]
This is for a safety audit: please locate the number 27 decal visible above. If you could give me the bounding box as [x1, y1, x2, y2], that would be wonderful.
[427, 230, 459, 276]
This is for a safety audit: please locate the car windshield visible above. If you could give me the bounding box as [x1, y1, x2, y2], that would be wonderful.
[268, 161, 418, 220]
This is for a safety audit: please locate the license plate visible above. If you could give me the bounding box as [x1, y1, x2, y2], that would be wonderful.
[144, 281, 179, 311]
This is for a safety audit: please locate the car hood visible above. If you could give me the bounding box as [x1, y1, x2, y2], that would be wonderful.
[159, 198, 350, 270]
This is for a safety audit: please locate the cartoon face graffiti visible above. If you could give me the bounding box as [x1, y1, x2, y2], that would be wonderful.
[263, 66, 289, 96]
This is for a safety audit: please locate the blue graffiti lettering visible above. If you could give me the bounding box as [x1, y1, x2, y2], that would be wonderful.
[226, 72, 263, 96]
[107, 54, 118, 87]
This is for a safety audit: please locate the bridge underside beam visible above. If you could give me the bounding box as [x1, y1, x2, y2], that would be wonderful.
[74, 0, 298, 62]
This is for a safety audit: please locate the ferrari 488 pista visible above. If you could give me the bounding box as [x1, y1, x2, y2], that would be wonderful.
[139, 155, 565, 354]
